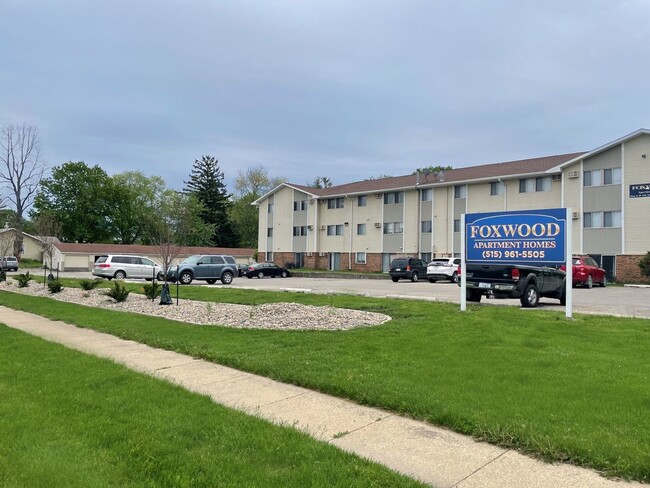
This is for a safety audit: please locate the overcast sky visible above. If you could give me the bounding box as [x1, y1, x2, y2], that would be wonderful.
[1, 0, 649, 194]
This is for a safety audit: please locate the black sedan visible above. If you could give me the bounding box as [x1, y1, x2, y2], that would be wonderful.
[244, 263, 291, 279]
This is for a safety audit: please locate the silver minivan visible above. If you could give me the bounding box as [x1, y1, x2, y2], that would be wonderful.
[92, 255, 162, 281]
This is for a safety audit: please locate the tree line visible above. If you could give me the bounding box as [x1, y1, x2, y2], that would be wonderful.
[1, 123, 286, 255]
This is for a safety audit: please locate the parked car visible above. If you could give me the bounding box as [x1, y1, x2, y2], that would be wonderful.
[426, 257, 462, 283]
[389, 258, 428, 282]
[1, 256, 19, 272]
[560, 255, 607, 288]
[167, 254, 238, 285]
[237, 263, 250, 277]
[244, 262, 290, 279]
[92, 255, 163, 281]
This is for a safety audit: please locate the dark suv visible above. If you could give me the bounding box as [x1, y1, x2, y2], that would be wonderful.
[167, 254, 238, 285]
[389, 258, 428, 282]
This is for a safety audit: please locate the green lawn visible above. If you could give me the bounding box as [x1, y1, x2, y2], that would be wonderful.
[0, 324, 423, 488]
[1, 285, 649, 482]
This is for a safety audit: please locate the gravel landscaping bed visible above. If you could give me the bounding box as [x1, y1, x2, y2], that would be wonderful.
[0, 280, 391, 331]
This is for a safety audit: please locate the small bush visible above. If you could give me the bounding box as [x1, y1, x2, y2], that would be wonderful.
[143, 282, 161, 300]
[15, 272, 32, 288]
[0, 269, 5, 282]
[47, 280, 63, 294]
[639, 251, 650, 279]
[79, 278, 103, 290]
[103, 281, 130, 303]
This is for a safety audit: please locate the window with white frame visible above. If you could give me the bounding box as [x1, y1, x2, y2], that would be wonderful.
[292, 226, 307, 236]
[383, 221, 404, 234]
[293, 200, 307, 211]
[355, 252, 366, 264]
[454, 185, 466, 198]
[490, 181, 504, 195]
[453, 219, 460, 232]
[336, 224, 344, 235]
[383, 192, 404, 204]
[327, 197, 344, 209]
[267, 203, 274, 213]
[266, 252, 273, 261]
[585, 168, 621, 187]
[584, 211, 621, 228]
[420, 253, 431, 262]
[267, 228, 273, 237]
[518, 177, 550, 193]
[421, 188, 432, 201]
[535, 177, 551, 192]
[358, 195, 367, 207]
[421, 220, 432, 233]
[357, 223, 366, 235]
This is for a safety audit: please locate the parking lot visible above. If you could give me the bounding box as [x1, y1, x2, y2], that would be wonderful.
[40, 270, 650, 320]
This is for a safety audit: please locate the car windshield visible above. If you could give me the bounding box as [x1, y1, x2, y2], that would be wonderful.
[181, 255, 202, 264]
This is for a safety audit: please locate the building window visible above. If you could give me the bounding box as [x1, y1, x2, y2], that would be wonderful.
[293, 200, 308, 211]
[266, 252, 273, 261]
[420, 253, 431, 262]
[584, 211, 621, 228]
[453, 219, 460, 232]
[384, 192, 404, 204]
[267, 228, 273, 237]
[358, 195, 367, 207]
[293, 226, 307, 236]
[535, 177, 551, 192]
[490, 181, 504, 196]
[421, 220, 432, 233]
[454, 185, 466, 198]
[267, 203, 274, 213]
[327, 225, 335, 235]
[336, 224, 344, 235]
[383, 222, 403, 234]
[327, 197, 344, 209]
[604, 168, 622, 185]
[355, 252, 366, 264]
[357, 223, 366, 235]
[421, 188, 432, 201]
[585, 168, 621, 187]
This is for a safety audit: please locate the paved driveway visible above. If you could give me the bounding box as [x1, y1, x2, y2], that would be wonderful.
[52, 271, 650, 319]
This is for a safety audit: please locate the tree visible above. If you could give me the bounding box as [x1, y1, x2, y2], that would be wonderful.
[231, 165, 286, 248]
[110, 171, 166, 244]
[308, 176, 333, 189]
[0, 123, 46, 257]
[364, 174, 393, 181]
[184, 155, 235, 247]
[32, 213, 62, 270]
[32, 161, 114, 243]
[413, 165, 452, 176]
[148, 191, 215, 279]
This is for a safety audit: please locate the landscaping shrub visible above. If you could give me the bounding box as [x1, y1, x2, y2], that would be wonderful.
[79, 278, 103, 290]
[0, 269, 5, 282]
[143, 282, 161, 300]
[15, 272, 32, 288]
[103, 281, 130, 303]
[47, 280, 63, 294]
[639, 251, 650, 279]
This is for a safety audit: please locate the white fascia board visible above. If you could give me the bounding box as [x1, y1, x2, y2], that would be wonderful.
[251, 183, 320, 206]
[545, 128, 650, 173]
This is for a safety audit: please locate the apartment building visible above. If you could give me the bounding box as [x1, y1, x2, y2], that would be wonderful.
[254, 129, 650, 282]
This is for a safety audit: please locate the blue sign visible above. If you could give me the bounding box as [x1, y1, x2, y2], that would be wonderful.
[630, 183, 650, 198]
[465, 208, 567, 265]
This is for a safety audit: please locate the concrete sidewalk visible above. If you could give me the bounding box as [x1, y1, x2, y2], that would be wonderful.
[0, 305, 642, 488]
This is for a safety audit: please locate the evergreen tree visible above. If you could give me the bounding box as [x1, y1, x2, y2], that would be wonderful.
[183, 155, 236, 247]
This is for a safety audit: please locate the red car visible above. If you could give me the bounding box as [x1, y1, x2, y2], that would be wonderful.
[561, 255, 607, 288]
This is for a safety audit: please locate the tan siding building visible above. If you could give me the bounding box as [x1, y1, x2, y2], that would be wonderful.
[255, 129, 650, 281]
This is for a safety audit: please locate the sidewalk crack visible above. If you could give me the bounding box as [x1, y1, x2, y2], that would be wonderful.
[450, 449, 510, 487]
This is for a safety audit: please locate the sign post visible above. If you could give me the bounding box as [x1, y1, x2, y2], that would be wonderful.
[461, 208, 572, 317]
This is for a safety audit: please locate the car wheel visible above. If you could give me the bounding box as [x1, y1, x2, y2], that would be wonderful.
[179, 271, 193, 285]
[221, 271, 233, 285]
[467, 289, 482, 302]
[586, 275, 593, 289]
[560, 284, 567, 306]
[520, 283, 540, 308]
[600, 276, 607, 287]
[281, 271, 288, 278]
[450, 271, 458, 283]
[428, 278, 437, 283]
[156, 272, 164, 281]
[411, 272, 419, 282]
[114, 270, 126, 280]
[257, 271, 264, 279]
[391, 277, 399, 282]
[206, 279, 217, 284]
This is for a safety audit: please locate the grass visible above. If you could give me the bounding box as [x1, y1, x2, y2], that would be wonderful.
[16, 258, 44, 269]
[0, 323, 424, 488]
[1, 285, 649, 482]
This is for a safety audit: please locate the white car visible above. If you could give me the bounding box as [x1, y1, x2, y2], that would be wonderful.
[426, 258, 461, 283]
[92, 255, 163, 281]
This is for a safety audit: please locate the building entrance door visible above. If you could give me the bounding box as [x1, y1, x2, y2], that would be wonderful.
[329, 253, 340, 271]
[601, 255, 616, 281]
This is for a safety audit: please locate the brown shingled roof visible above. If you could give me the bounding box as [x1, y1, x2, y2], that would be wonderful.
[54, 242, 255, 257]
[297, 152, 586, 197]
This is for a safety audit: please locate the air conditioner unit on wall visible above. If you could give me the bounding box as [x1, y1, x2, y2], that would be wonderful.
[306, 252, 313, 257]
[567, 171, 579, 179]
[307, 225, 314, 230]
[318, 252, 326, 257]
[309, 199, 315, 204]
[552, 174, 562, 181]
[375, 193, 382, 198]
[572, 212, 580, 220]
[319, 199, 326, 203]
[320, 225, 326, 230]
[374, 222, 382, 228]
